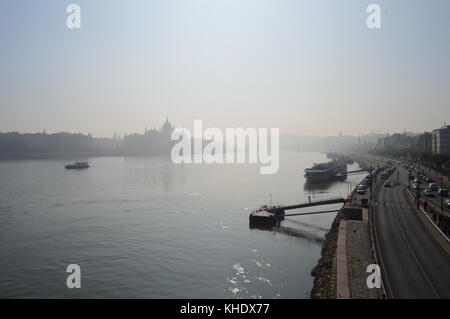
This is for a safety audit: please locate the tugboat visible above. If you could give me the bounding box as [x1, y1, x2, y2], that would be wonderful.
[249, 205, 285, 228]
[65, 162, 90, 170]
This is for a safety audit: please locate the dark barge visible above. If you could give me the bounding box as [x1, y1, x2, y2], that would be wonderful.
[249, 206, 285, 228]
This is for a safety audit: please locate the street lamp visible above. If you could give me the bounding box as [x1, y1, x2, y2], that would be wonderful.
[440, 165, 444, 214]
[408, 170, 411, 189]
[416, 176, 421, 210]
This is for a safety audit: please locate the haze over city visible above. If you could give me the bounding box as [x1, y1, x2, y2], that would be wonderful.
[2, 0, 450, 305]
[1, 0, 450, 137]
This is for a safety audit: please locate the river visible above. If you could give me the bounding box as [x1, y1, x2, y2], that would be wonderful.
[0, 151, 362, 298]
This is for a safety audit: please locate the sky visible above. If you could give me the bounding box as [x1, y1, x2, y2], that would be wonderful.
[0, 0, 449, 137]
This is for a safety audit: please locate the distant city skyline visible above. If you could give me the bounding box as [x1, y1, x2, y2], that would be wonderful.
[0, 120, 440, 140]
[1, 1, 450, 137]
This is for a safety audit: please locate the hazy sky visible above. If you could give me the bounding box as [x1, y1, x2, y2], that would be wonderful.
[1, 0, 449, 137]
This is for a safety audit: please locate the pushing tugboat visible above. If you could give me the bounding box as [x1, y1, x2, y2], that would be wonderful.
[249, 197, 345, 229]
[249, 205, 285, 228]
[65, 162, 90, 170]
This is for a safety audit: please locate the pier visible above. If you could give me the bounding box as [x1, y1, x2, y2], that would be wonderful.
[249, 197, 345, 227]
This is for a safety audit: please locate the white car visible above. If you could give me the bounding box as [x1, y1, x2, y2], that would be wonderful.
[429, 183, 439, 191]
[357, 186, 366, 195]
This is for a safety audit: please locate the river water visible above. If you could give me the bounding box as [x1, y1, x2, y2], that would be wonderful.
[0, 151, 362, 298]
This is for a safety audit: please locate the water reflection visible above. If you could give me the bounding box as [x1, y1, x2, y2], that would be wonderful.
[275, 226, 324, 244]
[226, 262, 276, 298]
[284, 218, 329, 232]
[303, 179, 344, 192]
[249, 224, 323, 244]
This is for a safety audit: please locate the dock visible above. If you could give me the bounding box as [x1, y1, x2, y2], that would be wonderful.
[249, 197, 345, 227]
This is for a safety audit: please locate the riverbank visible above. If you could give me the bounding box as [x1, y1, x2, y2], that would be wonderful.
[310, 157, 383, 299]
[310, 210, 342, 298]
[0, 151, 123, 160]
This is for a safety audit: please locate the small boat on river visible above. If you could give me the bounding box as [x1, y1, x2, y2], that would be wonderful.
[65, 162, 90, 169]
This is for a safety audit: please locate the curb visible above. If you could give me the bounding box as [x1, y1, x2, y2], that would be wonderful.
[336, 220, 350, 299]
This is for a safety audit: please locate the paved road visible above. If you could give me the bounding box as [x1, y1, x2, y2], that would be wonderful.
[373, 166, 450, 298]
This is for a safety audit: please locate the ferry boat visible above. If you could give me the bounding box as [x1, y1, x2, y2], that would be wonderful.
[65, 162, 90, 169]
[304, 160, 347, 182]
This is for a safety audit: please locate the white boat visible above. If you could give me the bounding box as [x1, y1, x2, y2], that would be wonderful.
[304, 160, 347, 182]
[65, 162, 90, 169]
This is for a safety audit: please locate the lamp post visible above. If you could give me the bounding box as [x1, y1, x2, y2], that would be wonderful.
[408, 166, 411, 189]
[418, 159, 421, 176]
[440, 165, 444, 214]
[416, 175, 421, 210]
[416, 187, 420, 209]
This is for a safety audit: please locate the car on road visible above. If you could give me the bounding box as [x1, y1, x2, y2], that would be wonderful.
[357, 186, 366, 195]
[413, 183, 421, 190]
[429, 183, 439, 191]
[384, 181, 392, 187]
[424, 189, 435, 197]
[445, 199, 450, 209]
[439, 189, 448, 197]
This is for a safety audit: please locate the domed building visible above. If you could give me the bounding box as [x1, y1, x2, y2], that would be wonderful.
[161, 117, 173, 140]
[123, 117, 175, 155]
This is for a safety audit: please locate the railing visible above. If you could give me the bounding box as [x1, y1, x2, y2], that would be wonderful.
[269, 197, 345, 212]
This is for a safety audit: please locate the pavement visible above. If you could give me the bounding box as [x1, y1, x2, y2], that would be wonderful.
[345, 217, 383, 299]
[373, 166, 450, 298]
[336, 220, 350, 299]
